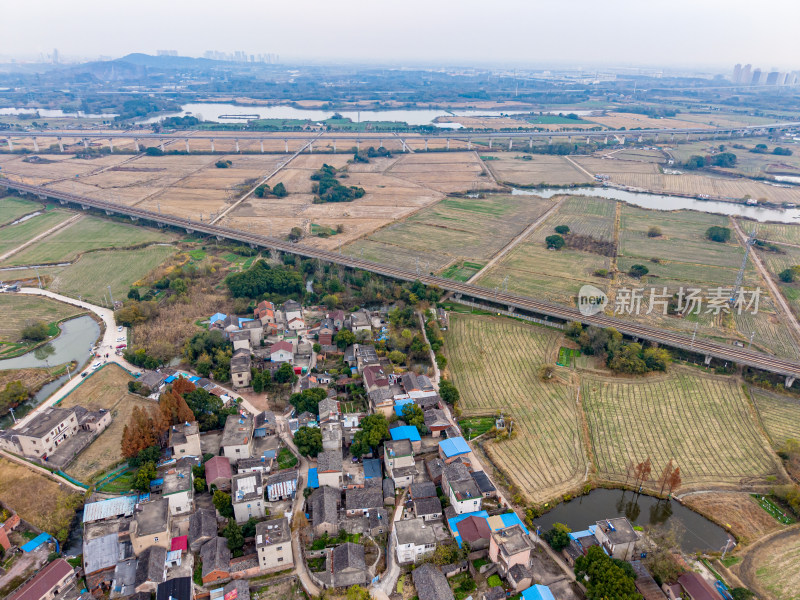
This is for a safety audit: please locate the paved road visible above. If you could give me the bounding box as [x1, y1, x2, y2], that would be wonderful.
[10, 288, 131, 430]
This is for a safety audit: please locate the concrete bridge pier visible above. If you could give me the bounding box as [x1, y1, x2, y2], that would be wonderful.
[446, 138, 450, 150]
[638, 135, 643, 143]
[185, 228, 194, 234]
[620, 136, 626, 145]
[568, 135, 572, 143]
[58, 138, 64, 152]
[108, 139, 114, 153]
[586, 137, 590, 144]
[704, 355, 712, 365]
[378, 139, 383, 148]
[529, 138, 533, 149]
[159, 140, 165, 152]
[6, 138, 13, 151]
[548, 136, 552, 144]
[235, 139, 240, 153]
[356, 140, 360, 152]
[604, 136, 608, 144]
[105, 210, 113, 216]
[185, 139, 190, 153]
[284, 139, 288, 152]
[134, 139, 140, 152]
[728, 130, 733, 137]
[489, 138, 493, 149]
[467, 140, 472, 150]
[32, 138, 39, 152]
[260, 140, 264, 153]
[787, 376, 796, 388]
[81, 138, 88, 149]
[508, 139, 512, 150]
[654, 134, 659, 142]
[507, 306, 515, 313]
[130, 216, 138, 222]
[424, 139, 428, 151]
[210, 139, 215, 153]
[332, 140, 336, 152]
[671, 133, 675, 142]
[80, 205, 89, 210]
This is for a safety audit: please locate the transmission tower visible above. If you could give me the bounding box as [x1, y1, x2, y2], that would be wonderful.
[729, 228, 757, 304]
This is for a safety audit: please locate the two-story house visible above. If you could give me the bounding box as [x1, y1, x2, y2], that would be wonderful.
[394, 518, 436, 564]
[316, 450, 343, 488]
[169, 421, 201, 457]
[222, 413, 254, 463]
[256, 518, 294, 571]
[489, 525, 535, 576]
[130, 499, 171, 556]
[231, 472, 266, 523]
[384, 439, 416, 487]
[442, 462, 482, 515]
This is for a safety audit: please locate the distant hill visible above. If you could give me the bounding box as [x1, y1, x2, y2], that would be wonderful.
[117, 53, 235, 69]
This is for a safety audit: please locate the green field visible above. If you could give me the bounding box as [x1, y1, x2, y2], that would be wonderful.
[746, 220, 800, 246]
[458, 416, 496, 440]
[444, 313, 587, 502]
[48, 245, 177, 303]
[0, 209, 75, 257]
[582, 372, 781, 489]
[0, 196, 43, 226]
[525, 115, 592, 125]
[751, 389, 800, 448]
[441, 260, 484, 282]
[0, 293, 83, 346]
[345, 193, 555, 271]
[3, 216, 172, 266]
[758, 243, 800, 319]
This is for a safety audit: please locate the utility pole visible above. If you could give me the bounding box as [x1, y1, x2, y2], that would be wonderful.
[35, 267, 42, 289]
[107, 285, 114, 306]
[9, 407, 16, 424]
[690, 321, 699, 349]
[730, 228, 757, 304]
[748, 330, 755, 349]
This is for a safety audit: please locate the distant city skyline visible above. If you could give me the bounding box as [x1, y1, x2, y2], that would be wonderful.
[2, 0, 799, 70]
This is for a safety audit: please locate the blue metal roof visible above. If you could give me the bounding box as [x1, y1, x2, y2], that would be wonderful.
[308, 468, 319, 489]
[363, 459, 381, 479]
[238, 317, 254, 327]
[21, 533, 51, 553]
[448, 510, 489, 548]
[394, 398, 415, 417]
[390, 426, 421, 443]
[439, 436, 470, 457]
[209, 313, 227, 324]
[521, 585, 556, 600]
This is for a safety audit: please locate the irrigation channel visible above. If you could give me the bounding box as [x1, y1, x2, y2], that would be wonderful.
[511, 187, 800, 223]
[532, 488, 731, 553]
[0, 315, 100, 428]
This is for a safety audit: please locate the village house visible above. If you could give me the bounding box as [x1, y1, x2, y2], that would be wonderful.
[439, 437, 472, 465]
[414, 497, 443, 521]
[425, 457, 446, 486]
[677, 572, 722, 600]
[349, 309, 372, 334]
[424, 409, 450, 437]
[256, 518, 293, 571]
[455, 515, 492, 551]
[362, 364, 389, 393]
[328, 309, 346, 331]
[75, 406, 113, 433]
[157, 462, 194, 516]
[0, 406, 79, 459]
[310, 485, 341, 537]
[390, 425, 422, 453]
[133, 546, 167, 593]
[288, 316, 305, 331]
[169, 421, 201, 458]
[188, 509, 218, 553]
[317, 450, 344, 488]
[9, 558, 76, 600]
[230, 348, 252, 388]
[345, 487, 384, 517]
[594, 517, 638, 560]
[0, 508, 20, 551]
[200, 537, 231, 585]
[265, 469, 298, 501]
[409, 481, 437, 500]
[241, 319, 264, 345]
[232, 330, 252, 352]
[489, 524, 535, 576]
[412, 564, 455, 600]
[204, 456, 232, 492]
[384, 439, 416, 487]
[318, 397, 340, 424]
[383, 478, 395, 505]
[318, 318, 335, 346]
[222, 413, 254, 463]
[254, 410, 277, 437]
[231, 472, 266, 523]
[255, 300, 276, 323]
[130, 499, 172, 556]
[155, 577, 192, 600]
[442, 462, 482, 515]
[394, 518, 437, 564]
[269, 340, 294, 363]
[283, 299, 303, 321]
[507, 564, 534, 592]
[471, 471, 497, 498]
[369, 387, 395, 417]
[322, 421, 343, 452]
[84, 533, 127, 595]
[328, 542, 368, 588]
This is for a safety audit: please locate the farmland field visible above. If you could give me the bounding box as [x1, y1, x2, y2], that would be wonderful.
[48, 244, 177, 303]
[443, 313, 587, 502]
[0, 458, 83, 540]
[683, 492, 786, 544]
[736, 527, 800, 600]
[345, 193, 556, 272]
[475, 196, 615, 304]
[751, 389, 800, 448]
[0, 209, 75, 257]
[0, 196, 43, 226]
[746, 220, 800, 246]
[758, 243, 800, 318]
[0, 293, 83, 344]
[60, 364, 155, 483]
[581, 371, 782, 490]
[485, 155, 593, 186]
[2, 216, 173, 266]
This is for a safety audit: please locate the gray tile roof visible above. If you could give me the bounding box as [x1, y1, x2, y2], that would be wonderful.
[414, 497, 443, 517]
[317, 450, 343, 473]
[410, 481, 437, 499]
[345, 488, 384, 511]
[412, 563, 455, 600]
[310, 486, 339, 528]
[332, 542, 366, 571]
[200, 537, 231, 578]
[443, 461, 472, 484]
[383, 478, 395, 499]
[188, 509, 217, 550]
[470, 471, 496, 494]
[134, 546, 166, 587]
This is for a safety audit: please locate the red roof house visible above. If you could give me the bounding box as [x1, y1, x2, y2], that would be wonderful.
[205, 456, 232, 492]
[171, 535, 188, 553]
[9, 558, 76, 600]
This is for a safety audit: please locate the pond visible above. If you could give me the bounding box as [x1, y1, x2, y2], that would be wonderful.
[532, 488, 731, 552]
[135, 102, 549, 126]
[512, 186, 800, 223]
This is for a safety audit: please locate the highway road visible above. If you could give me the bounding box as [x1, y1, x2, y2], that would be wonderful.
[3, 178, 799, 379]
[3, 121, 800, 142]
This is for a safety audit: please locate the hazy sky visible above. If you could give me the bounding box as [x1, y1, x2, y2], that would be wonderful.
[3, 0, 799, 70]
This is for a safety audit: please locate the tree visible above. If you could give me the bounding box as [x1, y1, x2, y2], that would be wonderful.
[574, 545, 639, 600]
[350, 413, 390, 458]
[388, 350, 406, 365]
[144, 146, 164, 156]
[170, 278, 188, 295]
[628, 264, 649, 278]
[121, 406, 159, 458]
[194, 477, 206, 493]
[127, 287, 141, 300]
[20, 320, 49, 342]
[346, 585, 371, 600]
[242, 517, 258, 539]
[215, 160, 232, 168]
[313, 343, 322, 353]
[402, 403, 427, 435]
[643, 347, 670, 371]
[274, 361, 297, 384]
[542, 523, 571, 551]
[706, 226, 731, 243]
[222, 519, 244, 555]
[0, 381, 28, 415]
[554, 225, 570, 235]
[294, 426, 323, 457]
[779, 268, 796, 283]
[213, 491, 234, 518]
[254, 184, 271, 198]
[658, 459, 675, 495]
[322, 294, 339, 309]
[667, 466, 682, 494]
[334, 329, 356, 350]
[133, 461, 157, 492]
[159, 389, 195, 429]
[439, 379, 460, 406]
[731, 588, 755, 600]
[288, 227, 303, 241]
[273, 182, 287, 197]
[545, 234, 565, 250]
[290, 388, 327, 415]
[643, 524, 685, 585]
[128, 445, 162, 468]
[538, 364, 556, 381]
[634, 457, 653, 490]
[647, 226, 662, 238]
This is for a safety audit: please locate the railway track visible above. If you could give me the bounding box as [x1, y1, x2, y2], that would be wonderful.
[3, 178, 799, 379]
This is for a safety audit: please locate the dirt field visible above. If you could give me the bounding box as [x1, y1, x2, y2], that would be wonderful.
[345, 193, 556, 272]
[581, 369, 784, 491]
[751, 389, 800, 448]
[589, 112, 714, 130]
[0, 458, 83, 539]
[443, 313, 587, 503]
[0, 294, 83, 344]
[735, 525, 800, 600]
[683, 492, 786, 543]
[60, 363, 156, 483]
[485, 155, 594, 186]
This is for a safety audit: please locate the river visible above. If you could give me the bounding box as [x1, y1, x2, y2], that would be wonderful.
[533, 489, 731, 552]
[0, 107, 117, 119]
[134, 102, 594, 126]
[0, 315, 101, 428]
[512, 186, 800, 223]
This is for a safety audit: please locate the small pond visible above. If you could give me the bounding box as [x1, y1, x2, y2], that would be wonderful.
[532, 488, 731, 552]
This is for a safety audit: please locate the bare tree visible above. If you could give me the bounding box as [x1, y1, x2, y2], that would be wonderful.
[658, 459, 675, 496]
[634, 456, 652, 490]
[667, 467, 682, 495]
[625, 459, 636, 486]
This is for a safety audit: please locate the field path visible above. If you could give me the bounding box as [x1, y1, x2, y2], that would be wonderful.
[0, 450, 85, 492]
[467, 195, 566, 283]
[0, 213, 82, 263]
[731, 217, 800, 346]
[565, 155, 595, 179]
